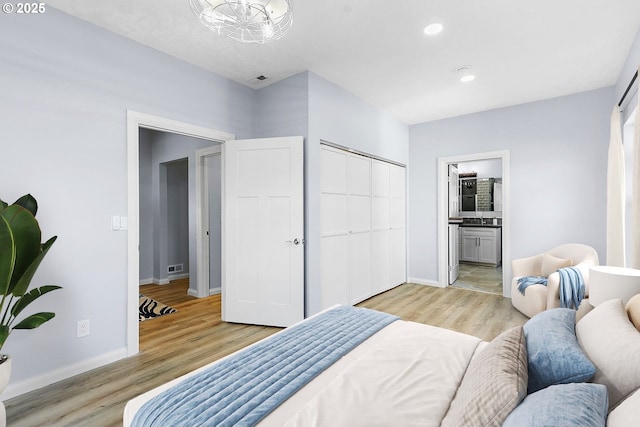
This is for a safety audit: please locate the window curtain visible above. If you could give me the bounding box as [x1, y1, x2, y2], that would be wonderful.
[607, 107, 626, 266]
[632, 68, 640, 269]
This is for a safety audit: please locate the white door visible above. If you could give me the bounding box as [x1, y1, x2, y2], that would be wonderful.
[347, 153, 372, 304]
[223, 136, 304, 327]
[448, 165, 459, 216]
[448, 225, 459, 284]
[389, 164, 406, 286]
[448, 165, 460, 284]
[205, 154, 222, 294]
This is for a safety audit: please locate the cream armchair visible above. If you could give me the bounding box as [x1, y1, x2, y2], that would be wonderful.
[511, 243, 600, 318]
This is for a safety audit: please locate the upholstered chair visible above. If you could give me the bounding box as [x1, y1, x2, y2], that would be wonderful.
[511, 244, 600, 318]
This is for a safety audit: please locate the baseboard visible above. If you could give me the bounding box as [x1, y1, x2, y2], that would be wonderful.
[408, 277, 444, 288]
[186, 286, 221, 298]
[167, 273, 189, 281]
[1, 347, 128, 401]
[139, 277, 170, 286]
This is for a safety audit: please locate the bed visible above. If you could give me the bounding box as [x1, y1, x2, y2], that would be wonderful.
[124, 297, 640, 427]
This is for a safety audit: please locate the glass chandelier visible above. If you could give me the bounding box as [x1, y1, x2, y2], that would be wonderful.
[189, 0, 293, 44]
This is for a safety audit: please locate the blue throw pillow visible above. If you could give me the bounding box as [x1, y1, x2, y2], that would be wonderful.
[523, 308, 595, 393]
[503, 383, 608, 427]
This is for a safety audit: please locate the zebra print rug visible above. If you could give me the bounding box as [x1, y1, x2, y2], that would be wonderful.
[139, 294, 177, 321]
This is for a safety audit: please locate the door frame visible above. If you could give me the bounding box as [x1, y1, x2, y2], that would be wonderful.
[436, 150, 511, 297]
[126, 110, 234, 356]
[194, 145, 223, 298]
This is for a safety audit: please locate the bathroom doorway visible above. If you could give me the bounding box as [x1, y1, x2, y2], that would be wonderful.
[437, 150, 511, 297]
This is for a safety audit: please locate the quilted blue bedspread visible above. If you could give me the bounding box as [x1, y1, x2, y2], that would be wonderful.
[131, 305, 398, 427]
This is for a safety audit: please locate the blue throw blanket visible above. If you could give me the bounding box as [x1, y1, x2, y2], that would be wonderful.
[131, 305, 398, 427]
[517, 276, 548, 294]
[558, 266, 585, 309]
[517, 267, 585, 310]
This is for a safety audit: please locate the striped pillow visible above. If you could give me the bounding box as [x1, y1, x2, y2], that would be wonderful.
[441, 326, 528, 427]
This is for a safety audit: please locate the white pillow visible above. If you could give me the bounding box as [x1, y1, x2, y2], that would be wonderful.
[576, 299, 640, 409]
[541, 253, 572, 277]
[606, 388, 640, 426]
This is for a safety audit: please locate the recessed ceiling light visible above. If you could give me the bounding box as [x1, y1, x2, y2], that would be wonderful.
[456, 66, 476, 83]
[423, 23, 444, 36]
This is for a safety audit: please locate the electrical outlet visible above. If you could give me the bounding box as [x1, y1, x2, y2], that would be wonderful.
[77, 319, 90, 338]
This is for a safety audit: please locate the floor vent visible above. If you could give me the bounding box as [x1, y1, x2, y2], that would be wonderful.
[168, 264, 184, 274]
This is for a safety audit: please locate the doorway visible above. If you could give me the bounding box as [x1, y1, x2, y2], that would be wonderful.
[126, 111, 234, 356]
[451, 159, 503, 295]
[437, 150, 511, 297]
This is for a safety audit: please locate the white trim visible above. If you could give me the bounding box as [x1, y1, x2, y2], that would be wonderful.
[188, 286, 222, 297]
[127, 110, 234, 357]
[195, 146, 223, 298]
[1, 348, 128, 400]
[138, 278, 169, 285]
[408, 277, 442, 287]
[437, 150, 511, 297]
[167, 273, 190, 281]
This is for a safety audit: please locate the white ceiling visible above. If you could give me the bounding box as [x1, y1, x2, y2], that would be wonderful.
[46, 0, 640, 125]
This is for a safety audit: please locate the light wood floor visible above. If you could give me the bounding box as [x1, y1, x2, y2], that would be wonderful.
[5, 280, 526, 426]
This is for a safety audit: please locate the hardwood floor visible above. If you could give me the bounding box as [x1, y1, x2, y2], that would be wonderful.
[5, 281, 526, 426]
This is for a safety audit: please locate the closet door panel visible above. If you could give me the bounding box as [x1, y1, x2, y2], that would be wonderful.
[372, 160, 390, 197]
[321, 148, 348, 194]
[320, 235, 349, 309]
[389, 165, 406, 198]
[372, 197, 390, 230]
[349, 195, 371, 232]
[390, 198, 406, 228]
[390, 228, 406, 286]
[348, 155, 371, 196]
[372, 230, 391, 293]
[321, 193, 347, 234]
[348, 232, 371, 304]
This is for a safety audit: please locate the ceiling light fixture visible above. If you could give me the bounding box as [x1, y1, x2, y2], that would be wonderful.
[423, 23, 444, 36]
[456, 66, 476, 83]
[189, 0, 293, 44]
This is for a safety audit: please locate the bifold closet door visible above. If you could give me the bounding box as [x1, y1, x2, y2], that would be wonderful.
[320, 147, 349, 308]
[320, 145, 405, 309]
[347, 153, 372, 304]
[389, 164, 406, 286]
[371, 160, 391, 294]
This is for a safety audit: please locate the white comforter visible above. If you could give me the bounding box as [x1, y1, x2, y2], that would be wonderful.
[124, 320, 483, 427]
[267, 321, 481, 427]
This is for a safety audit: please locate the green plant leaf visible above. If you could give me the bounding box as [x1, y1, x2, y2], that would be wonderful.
[13, 312, 54, 329]
[1, 205, 41, 293]
[11, 236, 56, 297]
[0, 325, 8, 348]
[10, 285, 61, 319]
[0, 199, 7, 213]
[13, 194, 38, 217]
[0, 215, 16, 296]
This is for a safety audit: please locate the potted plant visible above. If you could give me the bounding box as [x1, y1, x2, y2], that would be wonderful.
[0, 194, 61, 424]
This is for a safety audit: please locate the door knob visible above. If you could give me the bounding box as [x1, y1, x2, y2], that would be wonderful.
[286, 238, 302, 245]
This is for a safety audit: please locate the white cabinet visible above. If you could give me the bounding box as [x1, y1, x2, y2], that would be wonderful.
[320, 145, 406, 309]
[459, 227, 502, 266]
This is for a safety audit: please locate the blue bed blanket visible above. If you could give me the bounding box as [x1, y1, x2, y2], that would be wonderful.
[131, 305, 398, 427]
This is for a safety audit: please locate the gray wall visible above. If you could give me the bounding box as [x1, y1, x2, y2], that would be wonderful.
[138, 129, 216, 288]
[408, 87, 614, 284]
[0, 8, 254, 391]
